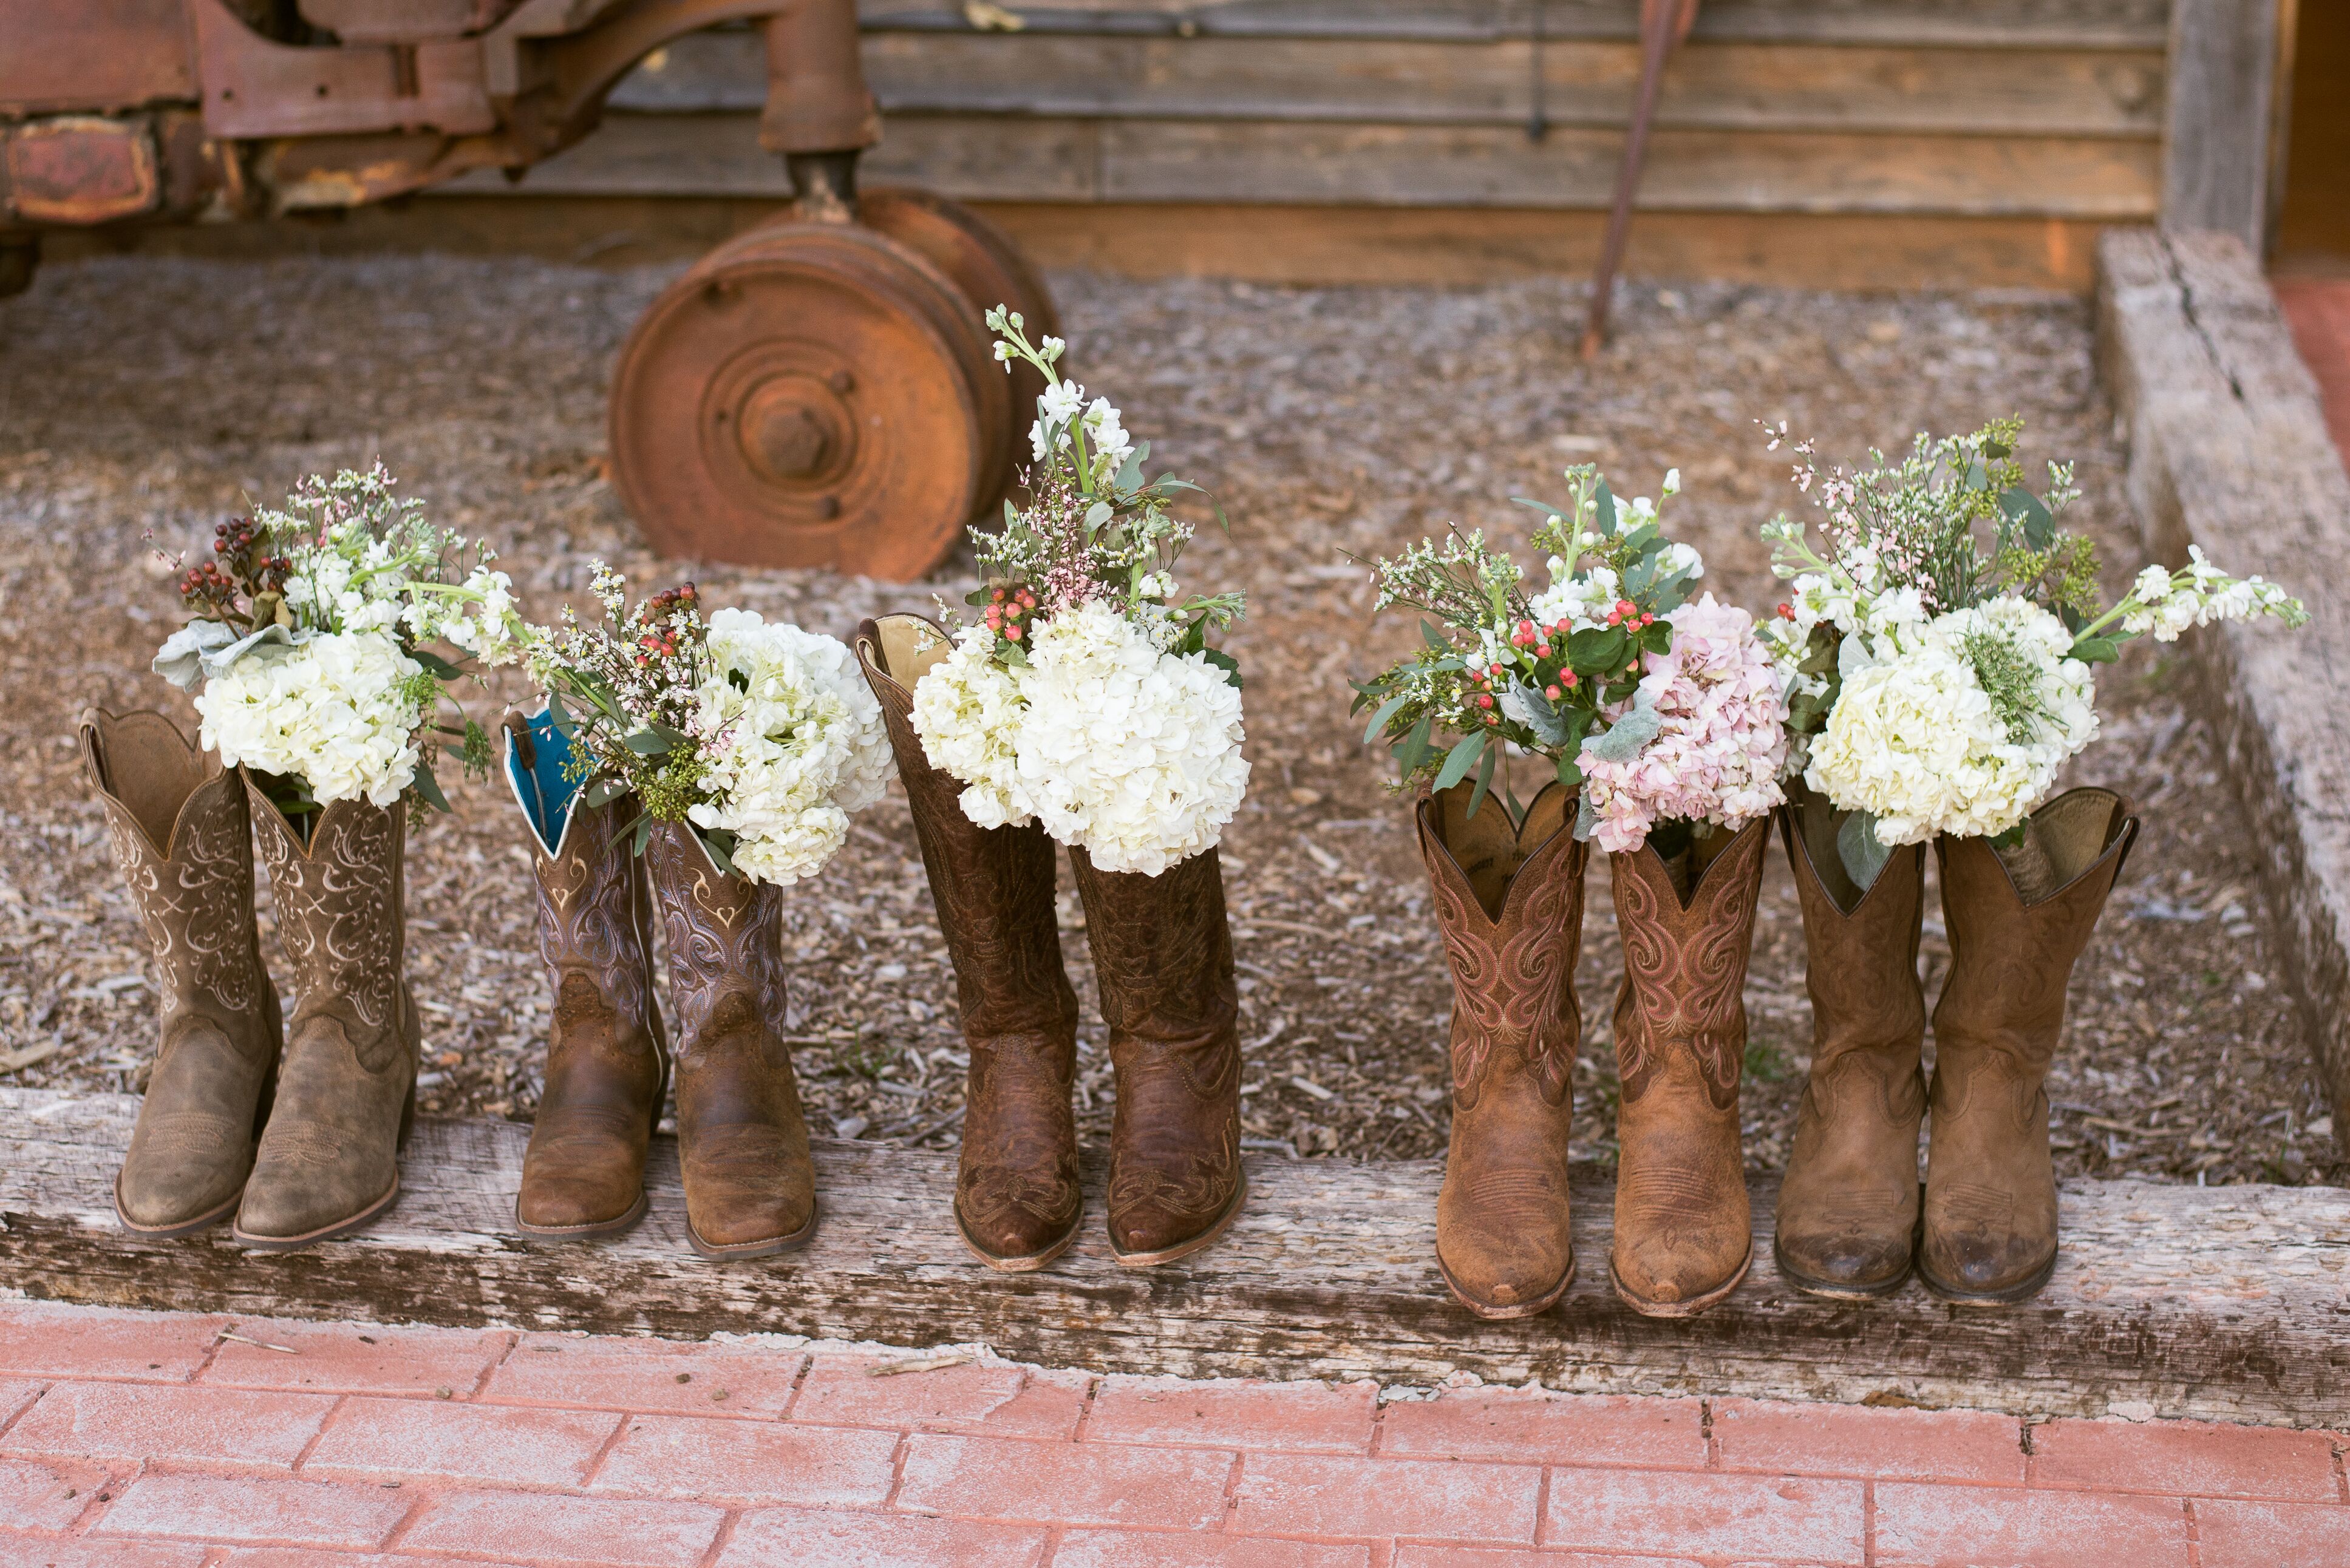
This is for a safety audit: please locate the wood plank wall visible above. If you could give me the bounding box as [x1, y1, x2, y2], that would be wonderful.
[431, 0, 2177, 287]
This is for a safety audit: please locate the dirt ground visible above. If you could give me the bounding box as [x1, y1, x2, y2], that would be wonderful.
[1, 251, 2336, 1190]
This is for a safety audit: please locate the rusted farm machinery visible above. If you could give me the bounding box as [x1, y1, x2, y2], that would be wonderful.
[0, 0, 1058, 579]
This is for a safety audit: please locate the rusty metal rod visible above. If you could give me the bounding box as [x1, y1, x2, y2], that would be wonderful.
[1578, 0, 1689, 360]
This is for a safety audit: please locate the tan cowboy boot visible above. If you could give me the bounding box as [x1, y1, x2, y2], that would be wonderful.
[1607, 817, 1767, 1317]
[1773, 786, 1929, 1298]
[505, 713, 669, 1240]
[81, 709, 282, 1238]
[235, 780, 420, 1251]
[1069, 844, 1245, 1266]
[857, 616, 1082, 1271]
[1924, 788, 2137, 1304]
[644, 821, 817, 1258]
[1417, 781, 1587, 1319]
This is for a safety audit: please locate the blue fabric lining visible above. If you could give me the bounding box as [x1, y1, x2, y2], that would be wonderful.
[509, 706, 581, 852]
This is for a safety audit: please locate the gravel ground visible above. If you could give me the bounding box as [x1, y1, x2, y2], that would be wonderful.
[0, 252, 2337, 1190]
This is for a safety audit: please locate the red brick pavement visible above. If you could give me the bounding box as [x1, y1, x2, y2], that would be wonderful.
[2278, 274, 2350, 461]
[0, 1300, 2345, 1567]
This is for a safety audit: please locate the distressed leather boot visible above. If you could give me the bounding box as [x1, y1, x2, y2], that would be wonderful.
[645, 821, 817, 1258]
[1924, 788, 2137, 1305]
[1773, 787, 1929, 1298]
[1069, 844, 1245, 1266]
[1417, 780, 1587, 1319]
[505, 713, 669, 1240]
[235, 780, 420, 1251]
[1607, 818, 1767, 1317]
[857, 616, 1082, 1271]
[81, 709, 283, 1238]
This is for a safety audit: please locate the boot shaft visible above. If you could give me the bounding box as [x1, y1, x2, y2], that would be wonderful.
[244, 775, 407, 1045]
[644, 820, 791, 1053]
[1780, 792, 1927, 1073]
[1932, 788, 2138, 1073]
[82, 708, 270, 1023]
[503, 713, 662, 1047]
[856, 616, 1078, 1048]
[1415, 781, 1586, 1110]
[1069, 844, 1238, 1052]
[1609, 817, 1767, 1111]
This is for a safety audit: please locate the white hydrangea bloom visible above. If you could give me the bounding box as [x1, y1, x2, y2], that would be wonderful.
[1010, 603, 1248, 875]
[687, 609, 894, 887]
[1807, 595, 2096, 844]
[911, 624, 1035, 829]
[196, 630, 424, 807]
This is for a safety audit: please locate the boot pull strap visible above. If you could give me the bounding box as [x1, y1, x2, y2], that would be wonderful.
[503, 711, 536, 771]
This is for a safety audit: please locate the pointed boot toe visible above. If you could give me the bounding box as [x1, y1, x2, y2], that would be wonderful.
[1436, 1215, 1575, 1320]
[956, 1163, 1081, 1269]
[681, 1121, 818, 1258]
[1773, 1222, 1915, 1298]
[1107, 1169, 1246, 1266]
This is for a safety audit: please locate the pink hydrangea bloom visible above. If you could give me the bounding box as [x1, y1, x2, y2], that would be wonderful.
[1579, 594, 1789, 854]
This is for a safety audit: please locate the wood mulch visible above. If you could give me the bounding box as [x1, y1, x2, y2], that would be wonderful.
[0, 254, 2334, 1189]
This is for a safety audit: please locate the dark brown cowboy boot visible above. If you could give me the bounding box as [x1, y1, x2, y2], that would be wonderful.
[505, 713, 669, 1240]
[1069, 844, 1245, 1266]
[1773, 786, 1928, 1298]
[1607, 817, 1767, 1317]
[644, 821, 817, 1259]
[1417, 781, 1587, 1319]
[235, 780, 420, 1251]
[1924, 788, 2137, 1305]
[857, 616, 1081, 1271]
[81, 709, 283, 1238]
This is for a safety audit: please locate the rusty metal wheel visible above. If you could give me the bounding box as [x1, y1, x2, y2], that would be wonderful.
[608, 222, 1002, 579]
[855, 189, 1063, 503]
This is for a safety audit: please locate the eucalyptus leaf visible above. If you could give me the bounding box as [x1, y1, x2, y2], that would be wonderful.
[1465, 738, 1499, 821]
[1836, 809, 1893, 892]
[547, 690, 576, 739]
[1432, 730, 1487, 793]
[581, 778, 623, 810]
[2066, 634, 2121, 665]
[410, 648, 465, 681]
[1582, 696, 1661, 763]
[1363, 693, 1409, 745]
[1497, 680, 1569, 747]
[622, 729, 672, 756]
[1595, 481, 1619, 536]
[2000, 486, 2055, 551]
[1399, 713, 1434, 775]
[409, 765, 451, 815]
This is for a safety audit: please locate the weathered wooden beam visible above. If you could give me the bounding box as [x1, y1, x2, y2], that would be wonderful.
[851, 0, 2176, 51]
[471, 110, 2162, 217]
[2161, 0, 2287, 246]
[2097, 226, 2350, 1172]
[616, 30, 2168, 138]
[5, 1088, 2346, 1427]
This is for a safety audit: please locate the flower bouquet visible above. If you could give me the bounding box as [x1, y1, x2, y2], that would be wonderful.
[516, 567, 893, 1258]
[129, 464, 523, 1250]
[860, 308, 1250, 1269]
[1356, 466, 1786, 1319]
[1755, 420, 2304, 1306]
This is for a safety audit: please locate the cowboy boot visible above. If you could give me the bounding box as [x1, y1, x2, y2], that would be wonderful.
[1069, 844, 1245, 1266]
[80, 709, 283, 1238]
[856, 616, 1082, 1271]
[234, 779, 420, 1251]
[1607, 817, 1767, 1317]
[644, 821, 816, 1258]
[505, 712, 669, 1240]
[1417, 780, 1587, 1319]
[1923, 788, 2138, 1305]
[1773, 786, 1929, 1298]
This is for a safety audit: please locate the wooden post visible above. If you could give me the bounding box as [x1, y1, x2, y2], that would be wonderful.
[2164, 0, 2294, 251]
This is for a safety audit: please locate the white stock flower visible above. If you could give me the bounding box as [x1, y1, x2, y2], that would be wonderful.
[196, 630, 425, 807]
[687, 609, 894, 887]
[912, 625, 1035, 829]
[1010, 603, 1248, 874]
[1528, 563, 1621, 631]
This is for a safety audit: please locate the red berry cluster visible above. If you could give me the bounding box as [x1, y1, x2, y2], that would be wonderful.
[634, 582, 697, 664]
[984, 583, 1038, 643]
[177, 518, 290, 622]
[1466, 617, 1587, 725]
